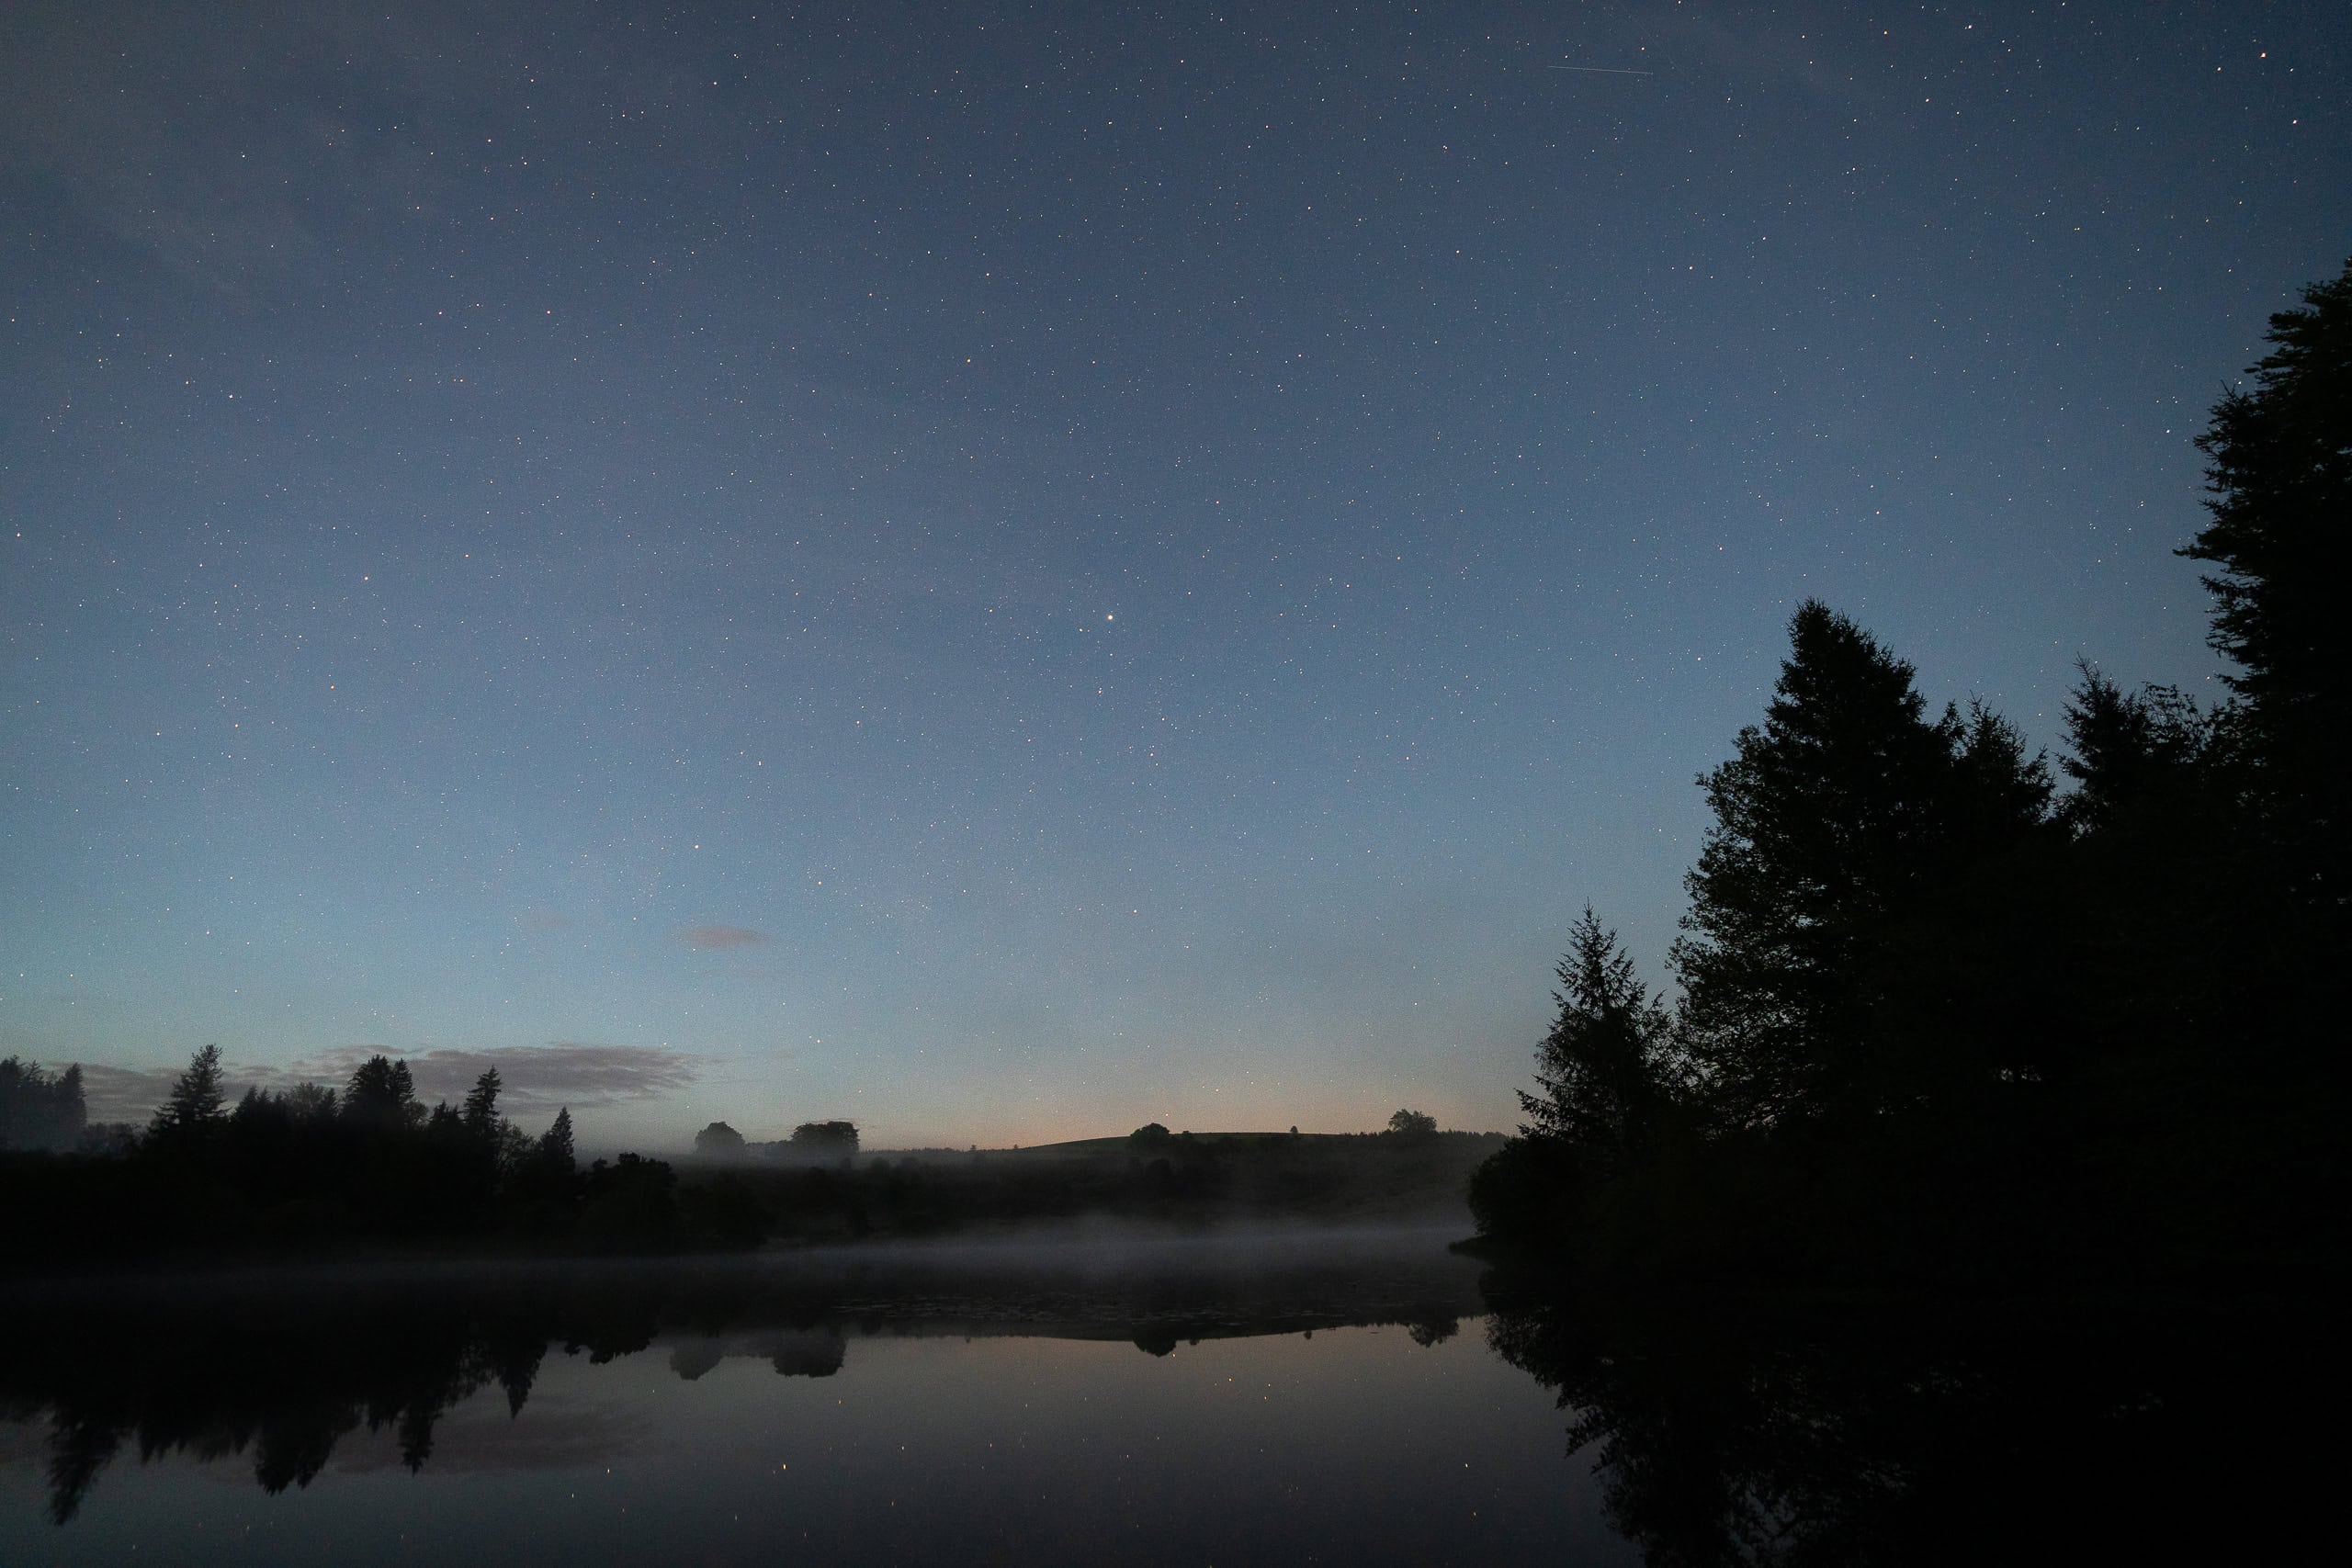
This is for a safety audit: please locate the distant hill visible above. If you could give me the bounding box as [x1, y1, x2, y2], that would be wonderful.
[675, 1128, 1509, 1244]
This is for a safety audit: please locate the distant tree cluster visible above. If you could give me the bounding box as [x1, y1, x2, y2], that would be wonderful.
[788, 1120, 860, 1156]
[1474, 260, 2352, 1286]
[688, 1118, 861, 1166]
[0, 1057, 85, 1152]
[694, 1121, 747, 1156]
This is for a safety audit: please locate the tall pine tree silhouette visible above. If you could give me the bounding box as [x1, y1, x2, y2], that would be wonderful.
[2182, 257, 2352, 906]
[1521, 909, 1670, 1179]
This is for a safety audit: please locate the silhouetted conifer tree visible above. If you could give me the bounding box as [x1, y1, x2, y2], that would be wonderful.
[149, 1044, 228, 1141]
[1521, 910, 1671, 1179]
[342, 1055, 420, 1129]
[540, 1108, 575, 1174]
[56, 1064, 85, 1141]
[2182, 257, 2352, 899]
[2059, 666, 2215, 835]
[1672, 603, 2049, 1132]
[461, 1068, 503, 1132]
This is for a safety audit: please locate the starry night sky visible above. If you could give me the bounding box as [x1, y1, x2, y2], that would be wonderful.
[3, 2, 2344, 1149]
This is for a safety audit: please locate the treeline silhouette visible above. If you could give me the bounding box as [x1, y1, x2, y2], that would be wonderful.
[0, 1058, 86, 1152]
[0, 1048, 758, 1263]
[1473, 261, 2352, 1287]
[2, 1043, 1494, 1262]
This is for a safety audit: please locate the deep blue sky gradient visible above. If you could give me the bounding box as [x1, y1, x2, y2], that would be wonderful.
[4, 1, 2345, 1147]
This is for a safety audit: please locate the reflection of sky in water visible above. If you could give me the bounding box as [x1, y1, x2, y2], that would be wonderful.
[0, 1318, 1635, 1567]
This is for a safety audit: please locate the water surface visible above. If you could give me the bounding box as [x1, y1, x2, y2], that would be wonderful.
[0, 1229, 1633, 1566]
[5, 1230, 2333, 1564]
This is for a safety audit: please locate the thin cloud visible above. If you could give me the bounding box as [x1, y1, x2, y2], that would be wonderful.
[73, 1063, 187, 1124]
[289, 1043, 704, 1112]
[680, 925, 770, 951]
[0, 2, 533, 294]
[74, 1058, 349, 1124]
[66, 1043, 705, 1123]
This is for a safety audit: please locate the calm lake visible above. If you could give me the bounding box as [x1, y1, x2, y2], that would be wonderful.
[0, 1227, 2329, 1565]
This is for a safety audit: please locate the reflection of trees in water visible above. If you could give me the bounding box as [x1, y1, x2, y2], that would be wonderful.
[6, 1242, 1482, 1522]
[662, 1327, 847, 1379]
[1488, 1300, 1865, 1564]
[17, 1296, 555, 1522]
[1405, 1315, 1459, 1348]
[1481, 1262, 2336, 1565]
[767, 1330, 847, 1379]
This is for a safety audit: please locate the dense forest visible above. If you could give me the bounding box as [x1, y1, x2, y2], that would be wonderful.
[1472, 261, 2351, 1288]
